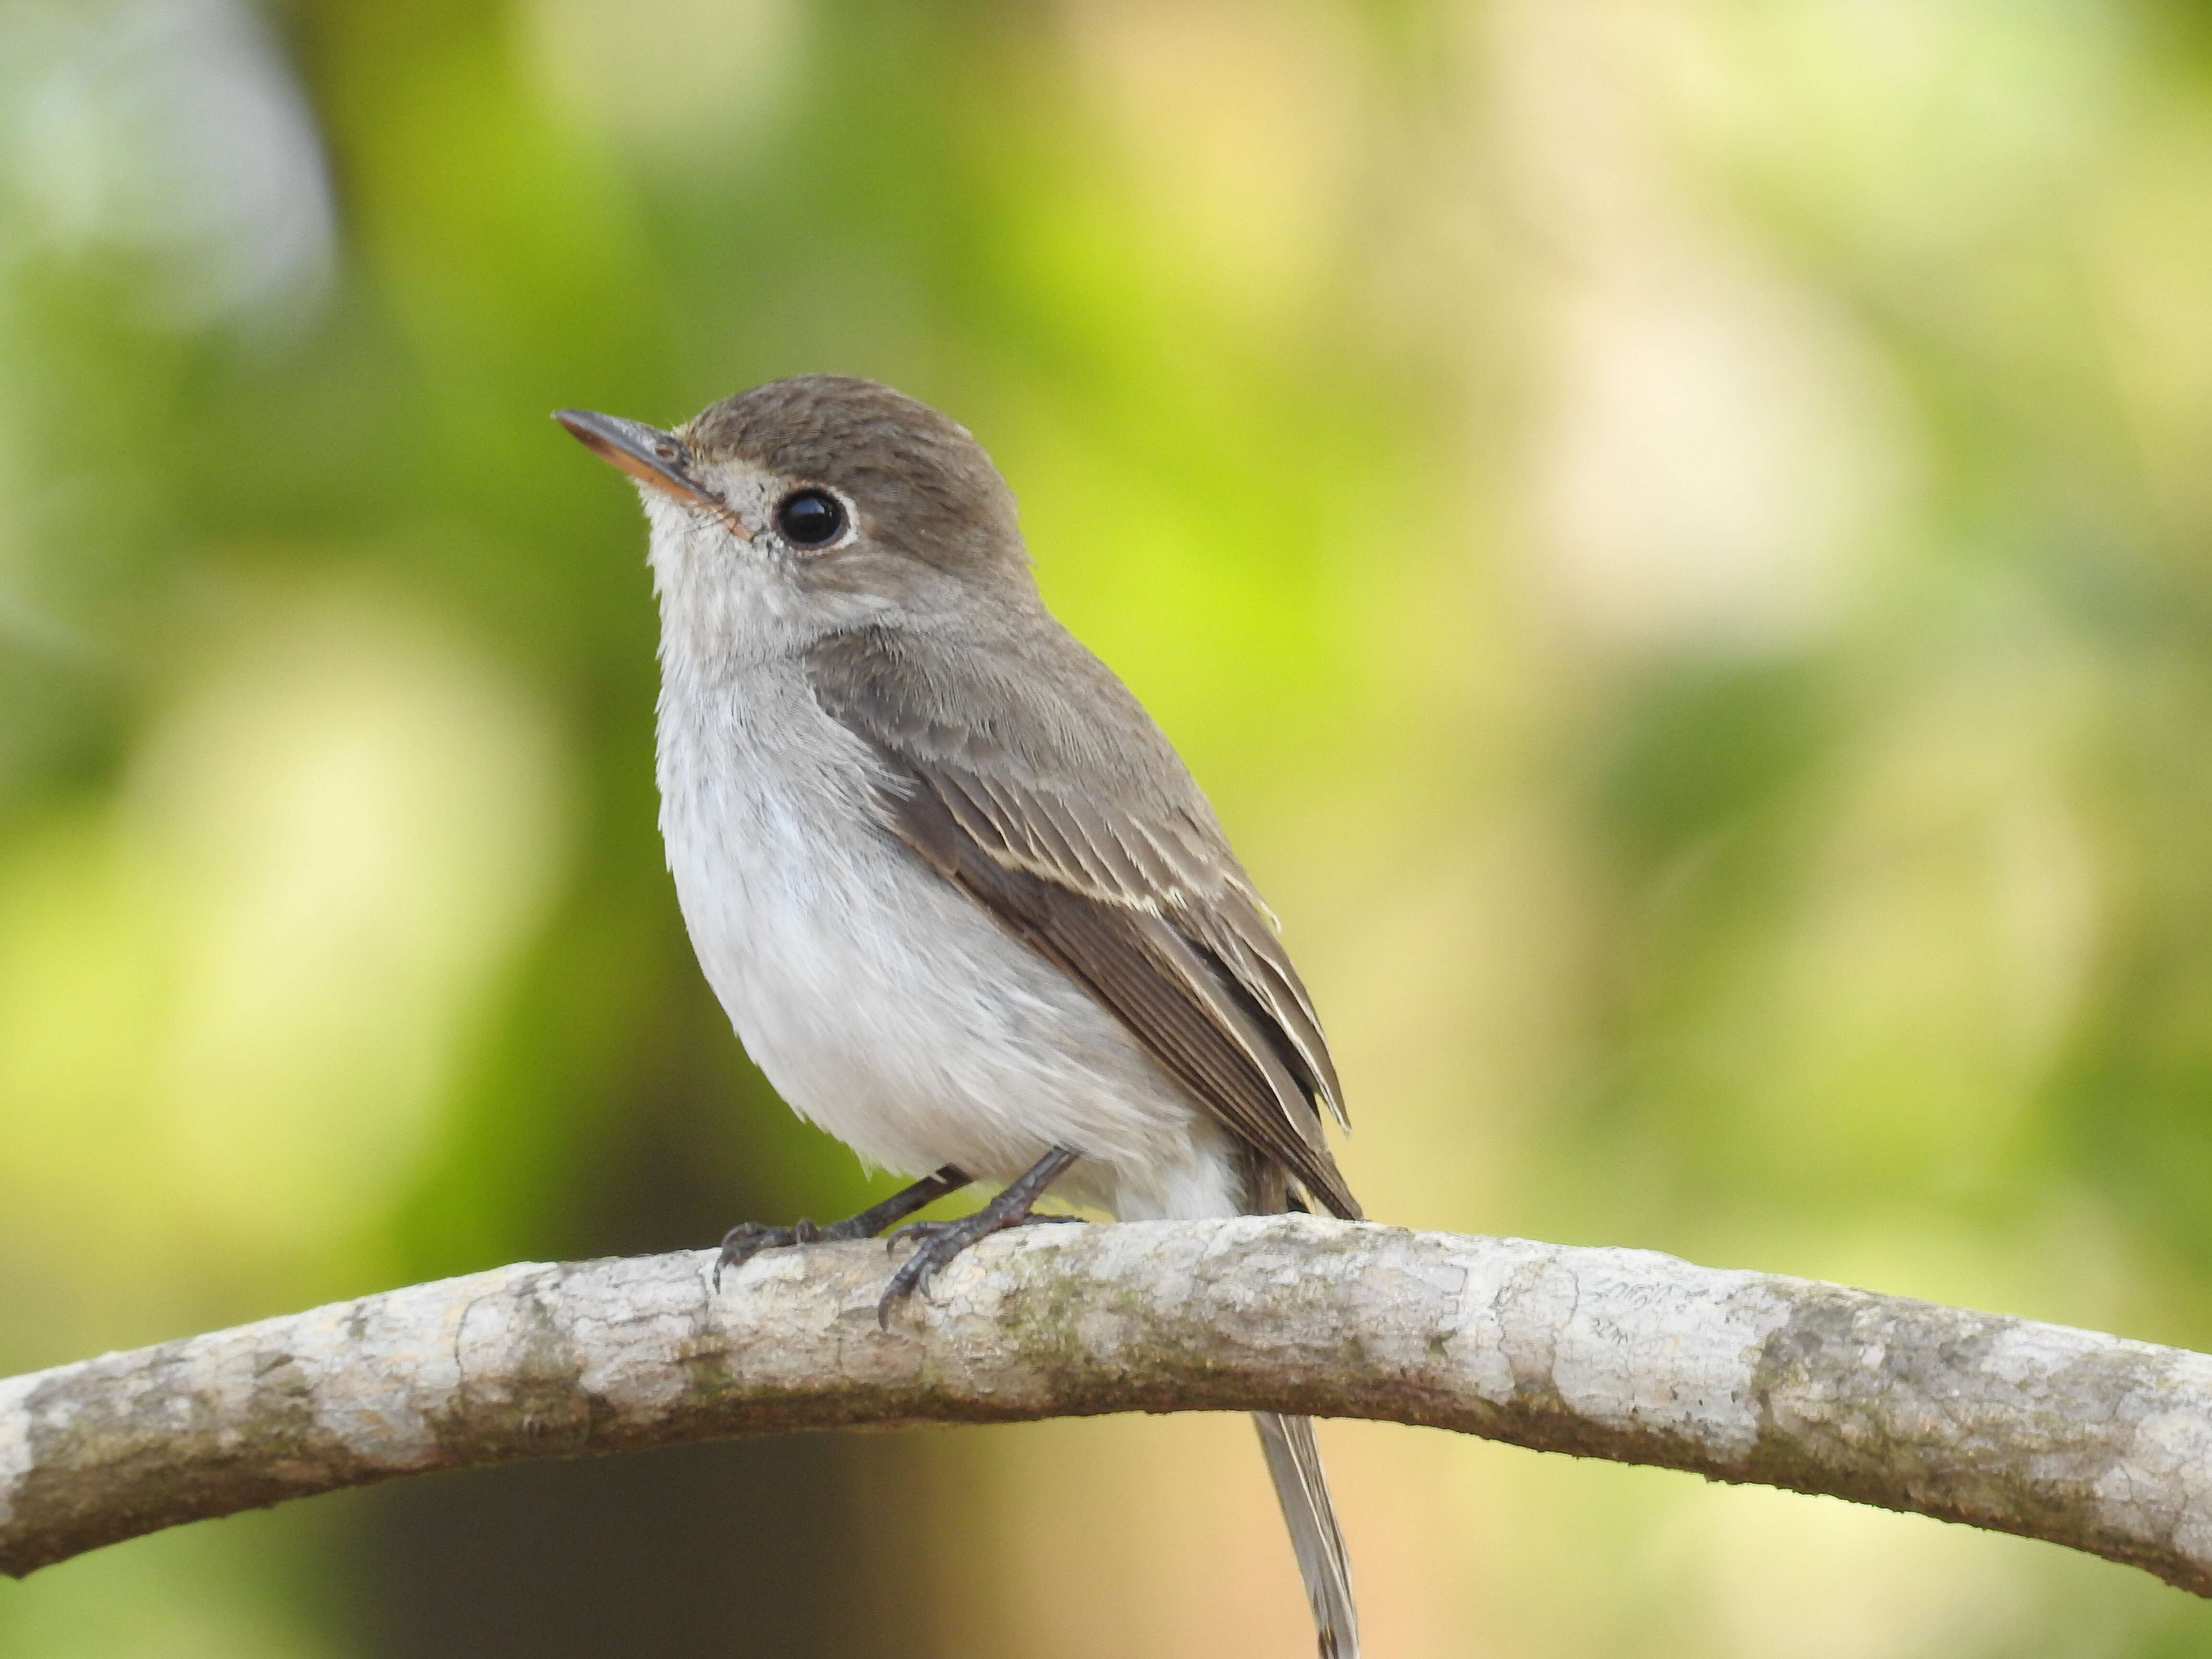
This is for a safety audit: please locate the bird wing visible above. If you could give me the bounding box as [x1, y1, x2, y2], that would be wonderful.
[805, 624, 1358, 1220]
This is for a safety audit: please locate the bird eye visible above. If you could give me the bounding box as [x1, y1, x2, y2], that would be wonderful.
[775, 488, 846, 548]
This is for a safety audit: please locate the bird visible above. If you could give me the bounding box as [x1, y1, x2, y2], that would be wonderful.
[556, 375, 1361, 1658]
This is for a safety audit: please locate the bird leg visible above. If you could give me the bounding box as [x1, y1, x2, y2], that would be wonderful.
[714, 1164, 971, 1289]
[877, 1145, 1086, 1326]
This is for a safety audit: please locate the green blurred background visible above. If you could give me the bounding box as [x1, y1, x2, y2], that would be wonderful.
[4, 0, 2212, 1652]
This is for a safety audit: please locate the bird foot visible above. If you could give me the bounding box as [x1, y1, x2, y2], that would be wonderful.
[711, 1166, 977, 1291]
[878, 1209, 1084, 1325]
[714, 1215, 884, 1288]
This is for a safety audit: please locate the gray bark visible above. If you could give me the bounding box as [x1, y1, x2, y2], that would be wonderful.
[4, 1216, 2209, 1587]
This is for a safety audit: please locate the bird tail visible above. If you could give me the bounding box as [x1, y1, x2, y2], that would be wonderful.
[1253, 1410, 1359, 1659]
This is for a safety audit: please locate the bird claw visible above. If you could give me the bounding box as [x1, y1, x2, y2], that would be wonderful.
[709, 1166, 981, 1293]
[876, 1211, 1085, 1328]
[713, 1216, 866, 1289]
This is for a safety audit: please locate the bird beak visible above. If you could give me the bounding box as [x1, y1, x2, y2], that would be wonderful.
[553, 409, 749, 538]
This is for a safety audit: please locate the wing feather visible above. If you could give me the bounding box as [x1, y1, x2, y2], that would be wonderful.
[807, 625, 1357, 1218]
[1204, 892, 1348, 1130]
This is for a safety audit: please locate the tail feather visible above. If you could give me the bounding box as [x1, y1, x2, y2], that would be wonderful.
[1253, 1411, 1358, 1659]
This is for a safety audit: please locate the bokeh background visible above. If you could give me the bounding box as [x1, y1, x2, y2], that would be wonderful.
[4, 0, 2212, 1653]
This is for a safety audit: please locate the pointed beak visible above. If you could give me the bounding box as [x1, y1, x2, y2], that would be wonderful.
[553, 409, 749, 537]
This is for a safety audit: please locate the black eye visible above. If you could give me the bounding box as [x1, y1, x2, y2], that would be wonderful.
[775, 488, 846, 548]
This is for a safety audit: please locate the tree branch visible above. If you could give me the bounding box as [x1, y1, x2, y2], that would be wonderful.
[4, 1216, 2209, 1587]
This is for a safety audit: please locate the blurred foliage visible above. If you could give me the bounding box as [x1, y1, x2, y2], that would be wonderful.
[5, 0, 2212, 1654]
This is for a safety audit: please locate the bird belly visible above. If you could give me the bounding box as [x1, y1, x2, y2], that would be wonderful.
[659, 695, 1238, 1217]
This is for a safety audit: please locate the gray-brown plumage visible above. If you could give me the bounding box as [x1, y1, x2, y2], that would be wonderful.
[805, 622, 1359, 1224]
[558, 373, 1362, 1658]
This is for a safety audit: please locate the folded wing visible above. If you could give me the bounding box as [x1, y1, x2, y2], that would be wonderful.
[806, 624, 1358, 1220]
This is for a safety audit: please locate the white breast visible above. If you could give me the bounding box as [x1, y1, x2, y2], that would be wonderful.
[653, 661, 1239, 1220]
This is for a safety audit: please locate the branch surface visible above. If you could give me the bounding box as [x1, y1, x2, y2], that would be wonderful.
[4, 1217, 2209, 1587]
